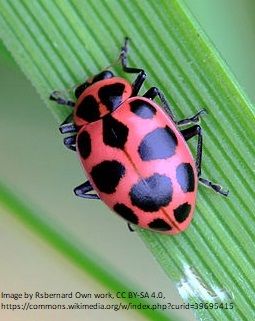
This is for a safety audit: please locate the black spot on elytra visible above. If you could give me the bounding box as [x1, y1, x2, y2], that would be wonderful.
[174, 202, 191, 223]
[102, 115, 129, 149]
[138, 126, 178, 161]
[113, 203, 139, 224]
[130, 99, 156, 119]
[130, 173, 172, 212]
[77, 131, 91, 159]
[148, 218, 172, 231]
[76, 95, 100, 122]
[176, 163, 195, 192]
[98, 83, 125, 111]
[91, 160, 125, 194]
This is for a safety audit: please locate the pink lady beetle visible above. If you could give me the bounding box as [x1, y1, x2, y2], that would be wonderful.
[50, 38, 228, 235]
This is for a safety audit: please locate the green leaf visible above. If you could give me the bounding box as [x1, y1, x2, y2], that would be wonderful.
[0, 39, 15, 65]
[0, 182, 176, 321]
[0, 1, 254, 321]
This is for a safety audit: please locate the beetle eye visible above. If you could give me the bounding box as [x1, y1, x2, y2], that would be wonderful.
[74, 71, 114, 99]
[92, 70, 114, 83]
[75, 82, 88, 99]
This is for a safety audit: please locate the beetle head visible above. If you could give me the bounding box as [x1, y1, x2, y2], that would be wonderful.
[74, 70, 114, 99]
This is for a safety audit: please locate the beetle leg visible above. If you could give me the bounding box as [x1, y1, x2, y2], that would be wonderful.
[49, 90, 75, 107]
[74, 181, 100, 199]
[131, 71, 147, 96]
[143, 86, 175, 120]
[198, 177, 229, 197]
[181, 125, 229, 196]
[119, 37, 146, 96]
[63, 135, 77, 152]
[59, 113, 77, 134]
[127, 223, 135, 232]
[181, 125, 202, 175]
[177, 109, 207, 127]
[143, 88, 207, 126]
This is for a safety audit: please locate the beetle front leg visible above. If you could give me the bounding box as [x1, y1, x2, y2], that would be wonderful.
[74, 181, 100, 199]
[181, 125, 229, 196]
[119, 37, 146, 96]
[49, 91, 75, 107]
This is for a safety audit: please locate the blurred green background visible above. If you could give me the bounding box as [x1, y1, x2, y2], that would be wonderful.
[0, 1, 254, 320]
